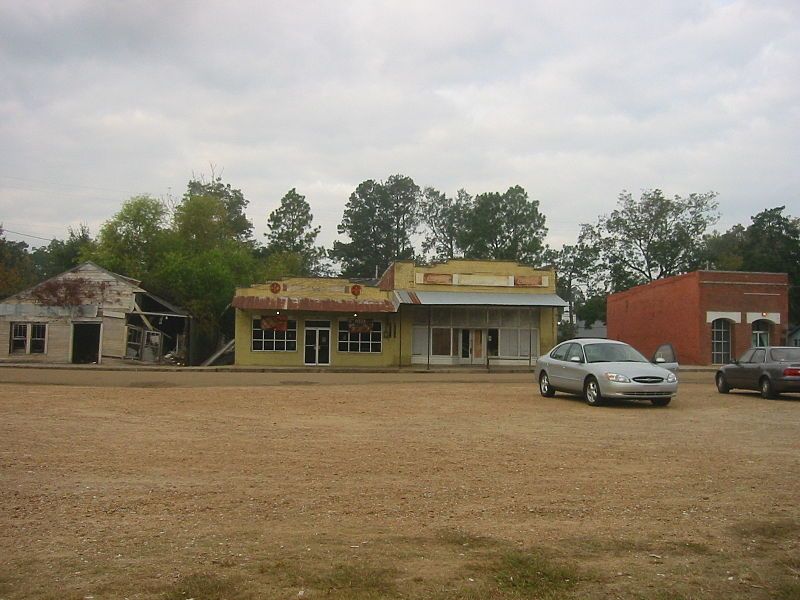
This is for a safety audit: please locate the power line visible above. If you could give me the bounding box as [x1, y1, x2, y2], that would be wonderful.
[0, 228, 54, 242]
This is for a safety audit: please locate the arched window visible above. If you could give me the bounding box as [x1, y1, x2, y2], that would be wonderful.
[711, 319, 732, 364]
[752, 319, 770, 347]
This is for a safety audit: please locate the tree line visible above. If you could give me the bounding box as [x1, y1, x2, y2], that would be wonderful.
[2, 173, 799, 342]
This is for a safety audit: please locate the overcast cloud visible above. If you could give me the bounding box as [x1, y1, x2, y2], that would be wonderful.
[1, 0, 798, 252]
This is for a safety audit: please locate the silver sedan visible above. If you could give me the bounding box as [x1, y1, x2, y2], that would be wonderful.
[535, 338, 678, 407]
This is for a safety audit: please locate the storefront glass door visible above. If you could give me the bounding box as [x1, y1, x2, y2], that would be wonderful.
[304, 321, 331, 365]
[459, 329, 485, 365]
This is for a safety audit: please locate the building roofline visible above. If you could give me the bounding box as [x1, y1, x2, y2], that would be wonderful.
[1, 261, 143, 303]
[608, 269, 790, 300]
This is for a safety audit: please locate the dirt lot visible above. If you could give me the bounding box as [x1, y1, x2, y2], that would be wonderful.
[1, 370, 798, 599]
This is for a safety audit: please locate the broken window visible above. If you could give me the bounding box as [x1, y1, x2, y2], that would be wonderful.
[9, 322, 47, 354]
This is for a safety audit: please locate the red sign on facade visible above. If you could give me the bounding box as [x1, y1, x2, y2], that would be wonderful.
[348, 318, 372, 334]
[261, 315, 288, 331]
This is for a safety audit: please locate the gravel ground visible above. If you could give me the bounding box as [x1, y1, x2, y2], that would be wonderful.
[0, 371, 798, 599]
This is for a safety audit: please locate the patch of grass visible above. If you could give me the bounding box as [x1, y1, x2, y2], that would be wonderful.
[311, 563, 399, 597]
[436, 528, 498, 549]
[774, 579, 800, 600]
[258, 559, 303, 586]
[666, 540, 716, 556]
[636, 590, 695, 600]
[732, 519, 800, 541]
[259, 559, 399, 599]
[471, 548, 580, 599]
[161, 572, 244, 600]
[564, 535, 652, 557]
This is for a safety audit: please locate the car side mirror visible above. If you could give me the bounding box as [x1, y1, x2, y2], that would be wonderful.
[569, 356, 582, 363]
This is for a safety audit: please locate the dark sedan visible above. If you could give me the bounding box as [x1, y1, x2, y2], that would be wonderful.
[715, 346, 800, 398]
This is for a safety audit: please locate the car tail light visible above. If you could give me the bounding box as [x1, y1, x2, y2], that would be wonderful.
[783, 367, 800, 377]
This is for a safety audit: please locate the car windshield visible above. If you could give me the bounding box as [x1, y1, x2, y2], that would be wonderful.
[769, 348, 800, 362]
[584, 343, 648, 364]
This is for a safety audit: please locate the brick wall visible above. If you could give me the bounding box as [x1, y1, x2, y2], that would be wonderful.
[698, 271, 789, 361]
[607, 272, 702, 364]
[608, 271, 789, 365]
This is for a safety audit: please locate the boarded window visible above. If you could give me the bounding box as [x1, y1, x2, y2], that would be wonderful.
[412, 327, 428, 355]
[431, 328, 451, 356]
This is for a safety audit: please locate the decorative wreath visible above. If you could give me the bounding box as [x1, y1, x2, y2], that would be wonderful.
[270, 282, 281, 294]
[351, 284, 362, 296]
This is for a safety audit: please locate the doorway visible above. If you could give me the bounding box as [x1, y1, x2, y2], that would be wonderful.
[459, 329, 485, 365]
[304, 321, 331, 366]
[72, 323, 101, 364]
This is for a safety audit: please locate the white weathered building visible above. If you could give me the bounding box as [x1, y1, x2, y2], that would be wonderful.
[0, 262, 189, 364]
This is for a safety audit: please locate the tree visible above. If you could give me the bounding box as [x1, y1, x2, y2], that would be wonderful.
[576, 295, 607, 328]
[590, 189, 719, 291]
[740, 206, 800, 273]
[0, 226, 36, 299]
[264, 188, 326, 275]
[459, 185, 548, 264]
[172, 194, 232, 253]
[740, 207, 800, 319]
[31, 224, 95, 279]
[555, 225, 603, 327]
[704, 224, 746, 271]
[419, 187, 470, 260]
[152, 244, 258, 328]
[149, 184, 263, 330]
[705, 206, 800, 320]
[84, 195, 169, 281]
[184, 174, 253, 243]
[330, 174, 420, 278]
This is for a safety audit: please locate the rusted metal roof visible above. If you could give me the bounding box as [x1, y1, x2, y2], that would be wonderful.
[231, 296, 397, 313]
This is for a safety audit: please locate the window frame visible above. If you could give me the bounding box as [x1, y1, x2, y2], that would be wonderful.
[338, 320, 382, 353]
[9, 322, 47, 355]
[550, 343, 570, 361]
[251, 318, 297, 352]
[711, 318, 732, 364]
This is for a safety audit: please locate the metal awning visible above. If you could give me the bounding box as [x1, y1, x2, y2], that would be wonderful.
[393, 290, 568, 307]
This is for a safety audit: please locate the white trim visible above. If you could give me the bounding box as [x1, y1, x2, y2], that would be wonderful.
[706, 311, 741, 324]
[746, 312, 780, 324]
[303, 325, 331, 366]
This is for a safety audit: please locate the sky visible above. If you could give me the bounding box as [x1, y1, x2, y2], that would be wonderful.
[1, 0, 799, 253]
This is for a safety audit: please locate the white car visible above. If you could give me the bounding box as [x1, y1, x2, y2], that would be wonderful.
[535, 338, 678, 407]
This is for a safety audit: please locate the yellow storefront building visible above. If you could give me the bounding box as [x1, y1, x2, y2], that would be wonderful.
[232, 259, 567, 368]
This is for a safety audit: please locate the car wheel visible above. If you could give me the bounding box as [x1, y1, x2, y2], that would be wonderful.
[715, 373, 730, 394]
[760, 377, 777, 399]
[539, 372, 555, 397]
[651, 398, 671, 407]
[584, 377, 603, 406]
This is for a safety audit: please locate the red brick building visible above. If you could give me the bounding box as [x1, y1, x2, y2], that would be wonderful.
[607, 271, 789, 365]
